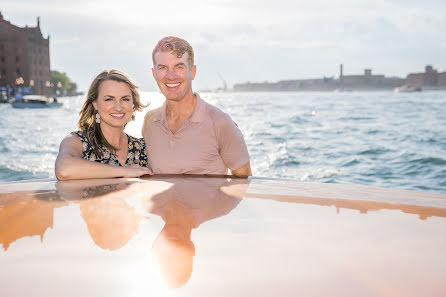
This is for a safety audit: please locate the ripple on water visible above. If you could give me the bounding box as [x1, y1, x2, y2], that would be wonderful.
[359, 148, 390, 156]
[271, 136, 286, 143]
[0, 165, 37, 181]
[273, 159, 300, 168]
[270, 123, 285, 129]
[290, 115, 309, 124]
[341, 158, 361, 167]
[409, 157, 446, 166]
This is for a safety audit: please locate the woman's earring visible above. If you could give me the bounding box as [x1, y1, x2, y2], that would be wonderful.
[96, 111, 101, 123]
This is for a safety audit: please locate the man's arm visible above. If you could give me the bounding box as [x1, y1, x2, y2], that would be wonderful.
[230, 161, 252, 178]
[213, 110, 251, 177]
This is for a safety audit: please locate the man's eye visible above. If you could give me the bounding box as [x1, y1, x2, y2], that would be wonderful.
[105, 98, 113, 101]
[122, 98, 131, 101]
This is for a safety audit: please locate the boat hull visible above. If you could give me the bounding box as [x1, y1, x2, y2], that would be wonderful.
[11, 101, 63, 108]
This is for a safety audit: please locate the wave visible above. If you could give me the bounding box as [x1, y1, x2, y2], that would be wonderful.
[409, 157, 446, 166]
[0, 166, 36, 182]
[359, 148, 390, 156]
[290, 115, 309, 124]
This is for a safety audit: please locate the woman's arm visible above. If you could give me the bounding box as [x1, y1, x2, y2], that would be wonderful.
[55, 134, 152, 180]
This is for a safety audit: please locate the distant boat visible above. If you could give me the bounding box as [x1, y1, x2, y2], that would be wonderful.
[11, 95, 62, 109]
[333, 88, 352, 93]
[394, 85, 422, 93]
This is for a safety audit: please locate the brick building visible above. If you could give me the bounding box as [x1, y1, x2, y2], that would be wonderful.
[406, 65, 446, 88]
[0, 12, 51, 96]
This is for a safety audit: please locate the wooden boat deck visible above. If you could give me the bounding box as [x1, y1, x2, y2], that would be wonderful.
[1, 176, 445, 297]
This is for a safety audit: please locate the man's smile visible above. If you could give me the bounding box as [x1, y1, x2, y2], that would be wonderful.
[166, 83, 181, 88]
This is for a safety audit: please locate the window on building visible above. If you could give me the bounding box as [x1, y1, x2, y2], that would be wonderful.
[1, 69, 6, 76]
[16, 68, 21, 75]
[0, 56, 4, 63]
[16, 56, 20, 62]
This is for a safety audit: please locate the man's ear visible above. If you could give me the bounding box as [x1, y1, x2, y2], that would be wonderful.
[152, 68, 156, 79]
[191, 65, 197, 80]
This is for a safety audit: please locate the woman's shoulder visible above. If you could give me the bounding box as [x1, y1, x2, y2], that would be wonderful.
[71, 130, 87, 140]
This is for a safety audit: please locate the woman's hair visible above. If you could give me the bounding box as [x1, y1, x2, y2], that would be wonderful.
[78, 69, 147, 156]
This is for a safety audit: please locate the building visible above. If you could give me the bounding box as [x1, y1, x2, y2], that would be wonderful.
[406, 65, 446, 88]
[341, 68, 403, 89]
[233, 66, 404, 92]
[0, 12, 51, 96]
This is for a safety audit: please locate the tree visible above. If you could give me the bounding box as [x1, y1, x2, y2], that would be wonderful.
[51, 70, 77, 96]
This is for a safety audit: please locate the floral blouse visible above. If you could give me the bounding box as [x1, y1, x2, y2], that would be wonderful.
[73, 131, 148, 167]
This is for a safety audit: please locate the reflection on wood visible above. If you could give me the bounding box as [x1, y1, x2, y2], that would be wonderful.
[144, 176, 250, 289]
[0, 191, 67, 251]
[245, 193, 446, 220]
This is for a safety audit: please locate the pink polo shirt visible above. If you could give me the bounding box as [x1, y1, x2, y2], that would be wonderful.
[142, 94, 249, 174]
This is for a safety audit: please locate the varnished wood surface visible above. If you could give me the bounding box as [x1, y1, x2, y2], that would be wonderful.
[1, 177, 445, 297]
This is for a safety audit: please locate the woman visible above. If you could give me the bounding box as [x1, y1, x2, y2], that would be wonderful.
[55, 69, 152, 180]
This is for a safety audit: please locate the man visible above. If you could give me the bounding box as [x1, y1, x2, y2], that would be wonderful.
[142, 36, 252, 177]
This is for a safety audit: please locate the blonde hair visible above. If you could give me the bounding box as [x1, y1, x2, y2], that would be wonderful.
[78, 69, 147, 156]
[152, 36, 194, 68]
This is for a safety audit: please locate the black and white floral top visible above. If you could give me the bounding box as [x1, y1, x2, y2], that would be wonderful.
[73, 131, 148, 167]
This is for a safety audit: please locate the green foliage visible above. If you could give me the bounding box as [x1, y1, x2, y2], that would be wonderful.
[51, 70, 77, 96]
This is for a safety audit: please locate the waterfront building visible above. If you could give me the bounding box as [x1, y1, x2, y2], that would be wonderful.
[438, 73, 446, 87]
[0, 12, 51, 96]
[341, 68, 403, 89]
[407, 65, 446, 88]
[233, 67, 404, 91]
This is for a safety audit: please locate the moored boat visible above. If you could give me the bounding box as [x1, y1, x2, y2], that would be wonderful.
[11, 95, 62, 108]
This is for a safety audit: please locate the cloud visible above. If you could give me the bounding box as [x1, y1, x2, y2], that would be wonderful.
[1, 0, 445, 91]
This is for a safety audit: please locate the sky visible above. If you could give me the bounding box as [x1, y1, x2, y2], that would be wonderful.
[2, 0, 446, 91]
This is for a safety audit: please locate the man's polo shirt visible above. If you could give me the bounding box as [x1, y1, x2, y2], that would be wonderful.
[142, 94, 249, 175]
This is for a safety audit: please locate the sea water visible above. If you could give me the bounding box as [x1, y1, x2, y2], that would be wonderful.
[0, 91, 445, 193]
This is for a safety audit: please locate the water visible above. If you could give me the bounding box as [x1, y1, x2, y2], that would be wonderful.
[0, 91, 445, 193]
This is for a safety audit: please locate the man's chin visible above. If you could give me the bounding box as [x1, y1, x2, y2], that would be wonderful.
[164, 93, 183, 101]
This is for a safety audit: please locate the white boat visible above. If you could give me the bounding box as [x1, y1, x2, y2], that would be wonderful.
[1, 175, 446, 296]
[11, 95, 62, 108]
[394, 84, 422, 93]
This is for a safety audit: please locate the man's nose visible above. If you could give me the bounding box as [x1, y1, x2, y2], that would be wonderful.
[166, 68, 176, 79]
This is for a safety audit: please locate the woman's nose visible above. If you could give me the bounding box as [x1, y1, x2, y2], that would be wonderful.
[114, 100, 122, 110]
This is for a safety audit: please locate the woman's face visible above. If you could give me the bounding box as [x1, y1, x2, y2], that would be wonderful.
[93, 80, 134, 129]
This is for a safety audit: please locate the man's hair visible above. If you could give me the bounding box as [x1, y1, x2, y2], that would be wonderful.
[152, 36, 194, 68]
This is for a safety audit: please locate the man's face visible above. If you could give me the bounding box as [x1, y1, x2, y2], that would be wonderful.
[152, 51, 196, 102]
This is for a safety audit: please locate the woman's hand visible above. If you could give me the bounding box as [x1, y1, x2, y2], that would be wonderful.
[122, 165, 153, 178]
